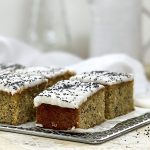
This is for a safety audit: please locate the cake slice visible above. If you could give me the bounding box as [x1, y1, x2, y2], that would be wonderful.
[0, 67, 75, 125]
[34, 80, 105, 130]
[71, 71, 134, 119]
[16, 66, 75, 86]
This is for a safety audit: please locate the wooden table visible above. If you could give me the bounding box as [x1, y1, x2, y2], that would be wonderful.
[0, 124, 150, 150]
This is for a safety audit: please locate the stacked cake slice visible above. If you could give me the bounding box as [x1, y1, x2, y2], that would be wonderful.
[34, 70, 134, 130]
[71, 71, 134, 119]
[16, 67, 75, 87]
[34, 80, 105, 130]
[0, 66, 75, 125]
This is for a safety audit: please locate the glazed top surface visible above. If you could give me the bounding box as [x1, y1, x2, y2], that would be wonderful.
[0, 72, 47, 95]
[0, 66, 75, 95]
[70, 71, 133, 85]
[16, 66, 75, 79]
[34, 80, 104, 109]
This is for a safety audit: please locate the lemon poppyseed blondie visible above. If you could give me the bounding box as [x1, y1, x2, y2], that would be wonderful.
[0, 67, 75, 125]
[16, 67, 75, 86]
[34, 80, 105, 130]
[71, 71, 134, 119]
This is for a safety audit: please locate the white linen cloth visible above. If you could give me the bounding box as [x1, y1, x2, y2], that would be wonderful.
[0, 36, 82, 67]
[0, 36, 149, 108]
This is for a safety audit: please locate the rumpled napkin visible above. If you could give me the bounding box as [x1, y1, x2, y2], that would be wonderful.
[0, 36, 149, 108]
[0, 36, 82, 67]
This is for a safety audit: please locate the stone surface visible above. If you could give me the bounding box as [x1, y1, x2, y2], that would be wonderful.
[0, 125, 150, 150]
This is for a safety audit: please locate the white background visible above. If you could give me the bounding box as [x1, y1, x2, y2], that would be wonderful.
[0, 0, 149, 59]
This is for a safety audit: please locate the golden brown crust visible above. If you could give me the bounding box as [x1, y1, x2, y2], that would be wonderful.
[0, 82, 47, 125]
[105, 81, 134, 119]
[36, 104, 79, 130]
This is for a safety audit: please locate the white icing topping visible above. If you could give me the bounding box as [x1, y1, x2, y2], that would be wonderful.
[0, 66, 75, 95]
[16, 66, 75, 79]
[0, 73, 48, 95]
[34, 80, 104, 109]
[71, 71, 133, 85]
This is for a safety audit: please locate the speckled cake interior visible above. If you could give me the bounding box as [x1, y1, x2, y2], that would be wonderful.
[0, 66, 75, 125]
[34, 80, 105, 130]
[0, 82, 47, 125]
[105, 81, 134, 119]
[71, 71, 134, 119]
